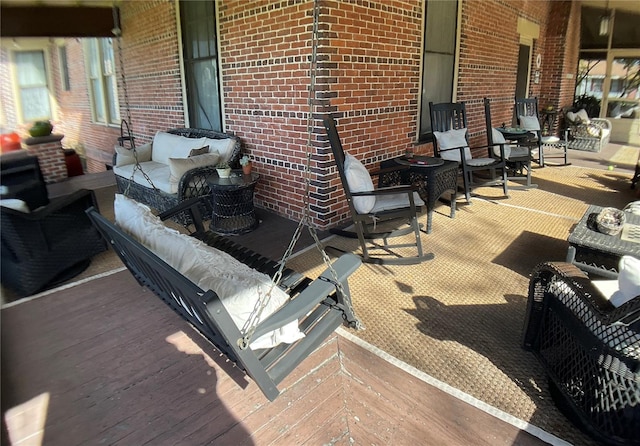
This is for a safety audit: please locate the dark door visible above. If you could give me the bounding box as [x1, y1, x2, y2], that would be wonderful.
[180, 1, 222, 131]
[515, 44, 531, 99]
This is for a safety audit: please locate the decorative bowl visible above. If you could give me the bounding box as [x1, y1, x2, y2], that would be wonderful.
[596, 207, 626, 235]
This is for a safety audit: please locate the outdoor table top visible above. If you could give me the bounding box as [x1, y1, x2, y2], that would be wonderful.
[568, 204, 640, 258]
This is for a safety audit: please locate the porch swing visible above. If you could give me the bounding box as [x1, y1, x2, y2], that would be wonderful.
[88, 1, 362, 402]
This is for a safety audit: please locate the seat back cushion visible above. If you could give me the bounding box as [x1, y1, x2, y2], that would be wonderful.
[614, 255, 640, 307]
[433, 128, 472, 162]
[114, 194, 304, 350]
[152, 131, 207, 164]
[115, 142, 152, 167]
[343, 154, 376, 214]
[203, 137, 237, 164]
[490, 128, 512, 159]
[518, 115, 541, 132]
[576, 109, 591, 125]
[168, 152, 220, 193]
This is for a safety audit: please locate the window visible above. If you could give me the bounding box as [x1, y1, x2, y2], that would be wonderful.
[85, 38, 120, 125]
[59, 45, 71, 91]
[419, 0, 459, 141]
[179, 0, 222, 131]
[15, 50, 52, 122]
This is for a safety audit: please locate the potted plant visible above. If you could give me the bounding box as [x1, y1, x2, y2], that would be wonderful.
[216, 161, 231, 178]
[240, 155, 252, 175]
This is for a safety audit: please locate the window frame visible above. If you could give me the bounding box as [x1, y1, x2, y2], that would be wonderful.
[84, 37, 120, 126]
[12, 47, 54, 124]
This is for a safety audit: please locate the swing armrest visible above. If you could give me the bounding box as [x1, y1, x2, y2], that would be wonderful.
[158, 196, 208, 233]
[251, 253, 361, 340]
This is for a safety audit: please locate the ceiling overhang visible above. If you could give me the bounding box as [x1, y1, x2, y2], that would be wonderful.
[0, 6, 118, 38]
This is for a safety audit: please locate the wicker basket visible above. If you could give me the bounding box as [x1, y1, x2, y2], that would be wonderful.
[596, 207, 626, 235]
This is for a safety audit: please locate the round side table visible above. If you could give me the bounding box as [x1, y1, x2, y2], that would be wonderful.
[207, 171, 260, 235]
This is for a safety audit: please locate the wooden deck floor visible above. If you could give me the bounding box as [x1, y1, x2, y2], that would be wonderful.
[1, 270, 556, 446]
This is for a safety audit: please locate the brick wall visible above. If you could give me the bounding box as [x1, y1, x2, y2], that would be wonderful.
[0, 0, 581, 229]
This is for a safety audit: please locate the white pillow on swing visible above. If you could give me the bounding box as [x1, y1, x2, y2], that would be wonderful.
[114, 194, 305, 350]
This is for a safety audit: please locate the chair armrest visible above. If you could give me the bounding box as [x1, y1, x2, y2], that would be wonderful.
[7, 189, 97, 221]
[158, 196, 208, 234]
[531, 262, 640, 327]
[351, 184, 418, 197]
[251, 253, 361, 340]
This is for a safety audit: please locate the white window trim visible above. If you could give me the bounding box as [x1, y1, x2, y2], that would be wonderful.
[84, 38, 120, 126]
[8, 39, 56, 125]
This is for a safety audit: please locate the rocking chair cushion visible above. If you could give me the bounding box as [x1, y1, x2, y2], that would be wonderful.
[490, 128, 512, 159]
[344, 154, 376, 214]
[371, 191, 424, 213]
[433, 128, 472, 162]
[114, 194, 304, 350]
[518, 115, 541, 131]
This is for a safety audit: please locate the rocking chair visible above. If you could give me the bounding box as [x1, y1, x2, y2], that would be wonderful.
[323, 116, 433, 265]
[514, 97, 570, 167]
[429, 101, 509, 203]
[484, 98, 536, 189]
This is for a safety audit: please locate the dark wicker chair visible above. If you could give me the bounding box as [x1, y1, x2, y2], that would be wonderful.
[113, 127, 242, 226]
[1, 183, 107, 298]
[522, 262, 640, 446]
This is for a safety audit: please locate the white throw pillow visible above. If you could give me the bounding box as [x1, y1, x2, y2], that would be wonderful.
[433, 128, 472, 162]
[115, 142, 152, 167]
[612, 256, 640, 307]
[576, 109, 591, 125]
[113, 194, 304, 350]
[491, 128, 512, 159]
[152, 132, 207, 164]
[519, 115, 540, 131]
[203, 138, 237, 164]
[168, 152, 220, 193]
[343, 154, 376, 214]
[565, 111, 578, 125]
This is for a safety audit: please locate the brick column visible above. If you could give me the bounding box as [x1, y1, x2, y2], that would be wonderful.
[23, 134, 68, 183]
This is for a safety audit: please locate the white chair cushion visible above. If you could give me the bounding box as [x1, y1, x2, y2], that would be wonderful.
[152, 131, 207, 164]
[114, 194, 304, 350]
[203, 138, 237, 164]
[508, 146, 530, 158]
[168, 152, 220, 194]
[433, 128, 472, 162]
[370, 191, 424, 213]
[519, 115, 540, 131]
[115, 142, 152, 167]
[491, 128, 512, 159]
[466, 157, 496, 167]
[113, 161, 173, 194]
[616, 256, 640, 307]
[344, 154, 375, 214]
[592, 256, 640, 308]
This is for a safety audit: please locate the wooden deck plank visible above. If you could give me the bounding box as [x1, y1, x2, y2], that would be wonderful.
[3, 269, 556, 446]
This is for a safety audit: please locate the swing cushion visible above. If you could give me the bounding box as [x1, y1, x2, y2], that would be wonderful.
[114, 194, 305, 350]
[151, 131, 208, 164]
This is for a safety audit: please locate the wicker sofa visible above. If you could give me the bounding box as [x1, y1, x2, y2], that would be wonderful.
[522, 262, 639, 445]
[113, 128, 241, 224]
[564, 108, 612, 153]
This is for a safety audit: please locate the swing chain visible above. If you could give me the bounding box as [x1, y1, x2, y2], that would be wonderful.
[112, 3, 158, 193]
[239, 0, 362, 349]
